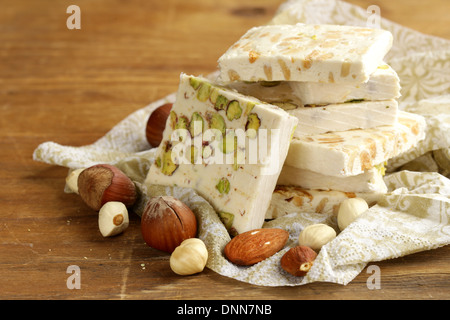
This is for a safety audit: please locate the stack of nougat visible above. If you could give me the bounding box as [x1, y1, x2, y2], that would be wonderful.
[217, 23, 426, 219]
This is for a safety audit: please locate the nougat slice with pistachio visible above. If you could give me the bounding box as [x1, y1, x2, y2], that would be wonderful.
[145, 73, 298, 235]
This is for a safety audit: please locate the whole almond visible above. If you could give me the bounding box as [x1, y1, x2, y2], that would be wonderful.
[224, 228, 289, 266]
[280, 245, 317, 277]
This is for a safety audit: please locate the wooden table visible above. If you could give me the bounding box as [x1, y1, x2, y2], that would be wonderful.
[1, 0, 449, 300]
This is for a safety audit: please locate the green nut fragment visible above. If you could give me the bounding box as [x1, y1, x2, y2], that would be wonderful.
[226, 100, 242, 121]
[374, 162, 386, 176]
[202, 144, 213, 159]
[189, 112, 205, 137]
[345, 99, 365, 103]
[189, 145, 199, 164]
[175, 115, 190, 130]
[218, 211, 234, 231]
[209, 113, 226, 136]
[233, 150, 238, 171]
[233, 148, 245, 171]
[169, 111, 178, 130]
[209, 87, 219, 104]
[155, 157, 162, 168]
[272, 101, 298, 110]
[197, 82, 212, 102]
[245, 113, 261, 139]
[216, 177, 230, 195]
[215, 95, 229, 111]
[161, 149, 178, 176]
[221, 132, 236, 154]
[189, 77, 203, 90]
[259, 81, 281, 87]
[244, 101, 255, 116]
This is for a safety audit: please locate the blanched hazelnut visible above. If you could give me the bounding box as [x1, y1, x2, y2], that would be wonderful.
[298, 224, 336, 251]
[170, 238, 208, 275]
[98, 201, 129, 237]
[337, 197, 369, 231]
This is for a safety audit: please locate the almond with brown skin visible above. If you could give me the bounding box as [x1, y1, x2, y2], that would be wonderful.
[224, 228, 289, 266]
[280, 245, 317, 277]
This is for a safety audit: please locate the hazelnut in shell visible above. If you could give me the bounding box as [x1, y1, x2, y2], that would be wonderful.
[77, 164, 137, 211]
[141, 196, 197, 253]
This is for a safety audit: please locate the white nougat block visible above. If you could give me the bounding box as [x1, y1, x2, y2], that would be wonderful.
[145, 74, 298, 235]
[284, 111, 426, 177]
[227, 64, 401, 106]
[266, 186, 383, 219]
[278, 166, 387, 194]
[287, 99, 398, 136]
[218, 23, 393, 84]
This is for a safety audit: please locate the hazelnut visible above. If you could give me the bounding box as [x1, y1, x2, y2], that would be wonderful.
[280, 245, 317, 277]
[98, 201, 129, 237]
[337, 197, 369, 231]
[298, 224, 336, 251]
[170, 238, 208, 275]
[145, 103, 173, 147]
[65, 168, 85, 194]
[77, 164, 137, 211]
[141, 196, 197, 253]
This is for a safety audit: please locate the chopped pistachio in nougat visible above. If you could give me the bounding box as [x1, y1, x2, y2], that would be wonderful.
[145, 73, 298, 235]
[218, 23, 393, 84]
[284, 111, 426, 177]
[227, 64, 401, 106]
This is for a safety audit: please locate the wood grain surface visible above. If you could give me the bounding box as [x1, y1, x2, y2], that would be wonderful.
[1, 0, 449, 300]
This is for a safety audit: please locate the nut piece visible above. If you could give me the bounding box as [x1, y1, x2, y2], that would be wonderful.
[145, 103, 173, 147]
[214, 95, 229, 111]
[98, 201, 130, 237]
[65, 168, 85, 194]
[215, 177, 230, 195]
[224, 228, 289, 266]
[207, 112, 226, 136]
[189, 112, 205, 137]
[280, 245, 317, 277]
[77, 164, 137, 211]
[218, 211, 235, 235]
[141, 196, 197, 253]
[245, 113, 261, 139]
[197, 82, 212, 102]
[337, 197, 369, 231]
[298, 224, 336, 251]
[226, 100, 242, 121]
[170, 238, 208, 275]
